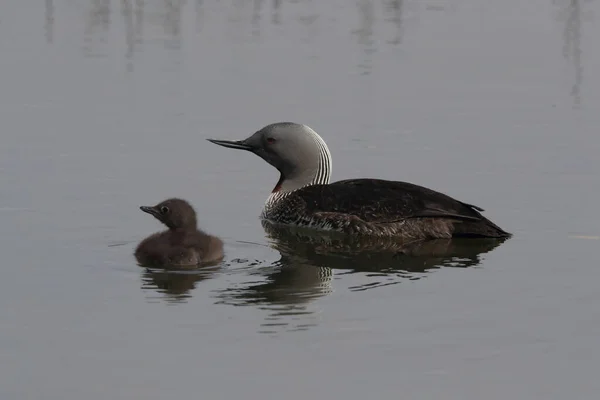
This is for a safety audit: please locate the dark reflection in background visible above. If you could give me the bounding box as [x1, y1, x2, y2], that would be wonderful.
[82, 0, 111, 58]
[121, 0, 134, 70]
[42, 0, 593, 102]
[43, 0, 407, 70]
[45, 0, 54, 43]
[385, 0, 404, 45]
[196, 0, 205, 32]
[557, 0, 585, 107]
[354, 0, 375, 75]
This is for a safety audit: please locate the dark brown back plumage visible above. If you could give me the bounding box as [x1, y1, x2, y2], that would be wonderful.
[285, 179, 510, 238]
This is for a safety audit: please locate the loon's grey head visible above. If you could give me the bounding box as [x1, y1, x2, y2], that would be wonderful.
[208, 122, 332, 192]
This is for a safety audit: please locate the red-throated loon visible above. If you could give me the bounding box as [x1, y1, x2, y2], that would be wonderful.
[208, 123, 510, 240]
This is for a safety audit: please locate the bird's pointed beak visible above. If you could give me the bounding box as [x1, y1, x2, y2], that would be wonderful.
[140, 206, 159, 217]
[206, 138, 254, 151]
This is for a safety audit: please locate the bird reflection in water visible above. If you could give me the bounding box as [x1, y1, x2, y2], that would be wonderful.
[213, 246, 334, 334]
[260, 221, 508, 291]
[141, 263, 221, 304]
[214, 221, 508, 333]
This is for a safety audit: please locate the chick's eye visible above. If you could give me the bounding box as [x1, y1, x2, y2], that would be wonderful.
[160, 206, 169, 214]
[266, 137, 276, 144]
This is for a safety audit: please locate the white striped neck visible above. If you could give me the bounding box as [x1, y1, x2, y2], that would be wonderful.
[263, 125, 332, 208]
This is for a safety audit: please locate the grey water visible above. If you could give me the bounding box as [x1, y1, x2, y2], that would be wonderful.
[1, 0, 599, 399]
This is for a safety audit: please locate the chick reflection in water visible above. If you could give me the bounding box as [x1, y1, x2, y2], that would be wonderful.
[260, 220, 508, 290]
[141, 266, 220, 303]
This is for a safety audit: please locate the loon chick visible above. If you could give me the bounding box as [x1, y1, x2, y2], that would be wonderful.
[134, 198, 224, 266]
[207, 123, 510, 240]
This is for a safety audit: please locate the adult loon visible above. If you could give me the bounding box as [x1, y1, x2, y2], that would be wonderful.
[135, 198, 224, 266]
[208, 123, 510, 240]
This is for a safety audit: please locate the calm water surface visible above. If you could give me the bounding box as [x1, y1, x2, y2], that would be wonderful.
[1, 0, 599, 399]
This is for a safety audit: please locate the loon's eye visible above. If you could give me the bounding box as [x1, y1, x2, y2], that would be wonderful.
[266, 137, 276, 144]
[160, 206, 170, 214]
